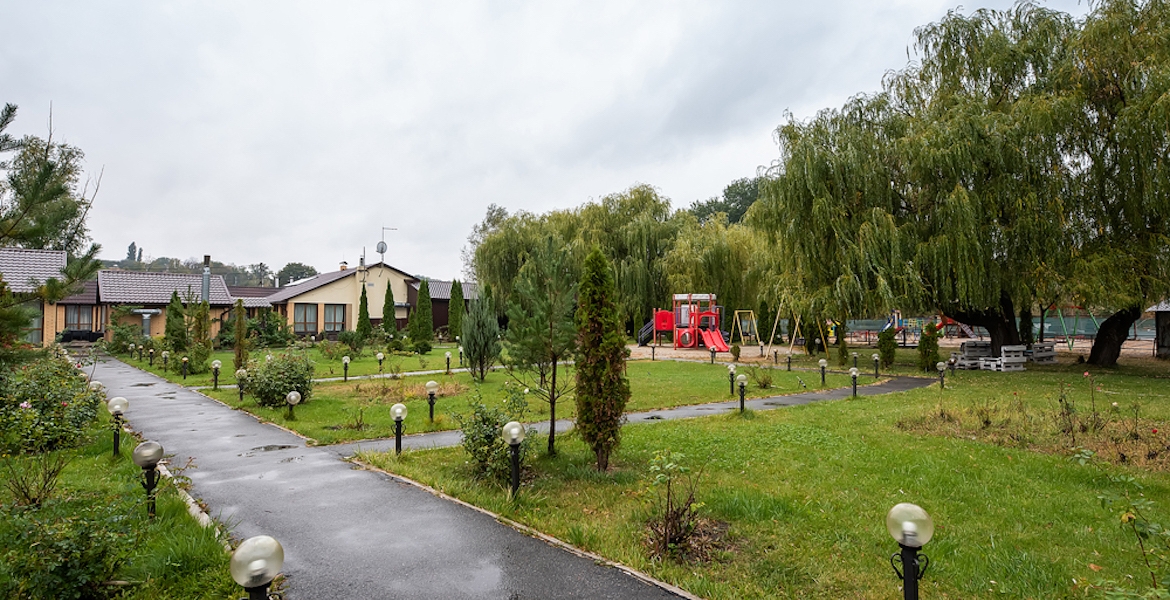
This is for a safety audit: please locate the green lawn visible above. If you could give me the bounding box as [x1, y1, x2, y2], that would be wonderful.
[359, 355, 1170, 599]
[0, 412, 238, 599]
[201, 360, 858, 445]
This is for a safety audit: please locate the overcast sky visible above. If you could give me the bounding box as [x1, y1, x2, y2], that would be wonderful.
[2, 1, 1089, 281]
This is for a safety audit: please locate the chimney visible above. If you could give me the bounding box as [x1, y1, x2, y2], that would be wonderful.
[339, 261, 348, 271]
[201, 255, 211, 303]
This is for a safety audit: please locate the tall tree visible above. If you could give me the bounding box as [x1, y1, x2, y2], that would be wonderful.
[412, 279, 434, 343]
[575, 247, 630, 471]
[462, 298, 500, 382]
[448, 279, 465, 343]
[164, 291, 188, 352]
[126, 241, 137, 262]
[277, 262, 318, 287]
[382, 282, 397, 334]
[233, 298, 248, 371]
[503, 237, 578, 455]
[689, 177, 762, 224]
[356, 285, 373, 340]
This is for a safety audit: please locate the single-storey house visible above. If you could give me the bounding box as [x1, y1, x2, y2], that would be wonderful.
[92, 270, 237, 339]
[408, 279, 477, 336]
[0, 247, 68, 345]
[1152, 301, 1170, 359]
[264, 261, 418, 337]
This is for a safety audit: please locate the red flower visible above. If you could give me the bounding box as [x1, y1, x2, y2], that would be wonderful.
[1083, 371, 1090, 377]
[60, 401, 68, 407]
[1154, 429, 1159, 434]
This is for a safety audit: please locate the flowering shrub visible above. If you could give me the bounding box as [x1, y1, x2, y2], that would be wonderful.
[454, 385, 531, 482]
[247, 352, 314, 408]
[0, 357, 103, 453]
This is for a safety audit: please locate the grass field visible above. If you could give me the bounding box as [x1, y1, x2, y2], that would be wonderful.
[359, 351, 1170, 599]
[200, 360, 857, 445]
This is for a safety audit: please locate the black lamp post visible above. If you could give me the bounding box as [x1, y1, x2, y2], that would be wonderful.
[786, 354, 791, 371]
[106, 396, 128, 458]
[459, 345, 464, 366]
[887, 503, 933, 600]
[759, 343, 764, 357]
[286, 391, 301, 420]
[132, 440, 163, 519]
[819, 358, 828, 386]
[651, 345, 655, 361]
[230, 535, 284, 600]
[445, 351, 451, 374]
[936, 361, 946, 388]
[138, 345, 144, 361]
[211, 360, 221, 390]
[727, 364, 736, 395]
[850, 368, 859, 398]
[948, 357, 956, 375]
[736, 373, 747, 413]
[873, 353, 880, 378]
[149, 348, 155, 366]
[376, 352, 385, 375]
[181, 356, 188, 379]
[709, 347, 715, 364]
[236, 368, 247, 403]
[342, 356, 350, 382]
[425, 380, 439, 421]
[128, 343, 135, 359]
[852, 351, 858, 368]
[503, 421, 525, 498]
[773, 350, 778, 366]
[391, 403, 407, 455]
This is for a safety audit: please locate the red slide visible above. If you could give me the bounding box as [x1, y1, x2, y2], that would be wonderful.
[700, 329, 729, 352]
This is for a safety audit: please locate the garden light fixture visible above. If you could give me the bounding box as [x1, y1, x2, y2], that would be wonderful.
[286, 391, 301, 421]
[342, 355, 350, 381]
[181, 356, 188, 379]
[391, 403, 407, 455]
[161, 350, 169, 372]
[850, 367, 859, 397]
[819, 358, 828, 386]
[736, 373, 747, 413]
[948, 357, 956, 375]
[651, 345, 655, 360]
[376, 352, 384, 373]
[936, 361, 946, 388]
[132, 440, 164, 518]
[212, 360, 222, 390]
[236, 368, 247, 402]
[887, 502, 933, 600]
[873, 353, 880, 378]
[88, 380, 103, 393]
[230, 535, 284, 600]
[425, 380, 439, 421]
[107, 396, 128, 457]
[445, 351, 451, 374]
[138, 345, 144, 361]
[710, 347, 716, 364]
[458, 345, 463, 366]
[503, 421, 525, 498]
[852, 351, 858, 368]
[149, 347, 155, 366]
[787, 354, 791, 371]
[759, 342, 764, 357]
[727, 364, 736, 395]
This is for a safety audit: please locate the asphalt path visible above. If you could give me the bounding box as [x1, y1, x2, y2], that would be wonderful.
[93, 356, 684, 600]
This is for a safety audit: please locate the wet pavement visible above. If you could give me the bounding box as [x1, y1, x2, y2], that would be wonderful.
[93, 357, 685, 600]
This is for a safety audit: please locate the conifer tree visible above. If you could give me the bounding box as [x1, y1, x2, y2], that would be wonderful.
[233, 298, 248, 371]
[382, 283, 397, 334]
[448, 279, 465, 343]
[462, 298, 500, 382]
[412, 280, 434, 343]
[575, 247, 630, 471]
[164, 291, 188, 352]
[357, 285, 373, 340]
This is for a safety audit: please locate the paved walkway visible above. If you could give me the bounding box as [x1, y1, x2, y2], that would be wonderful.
[95, 355, 933, 600]
[94, 356, 684, 600]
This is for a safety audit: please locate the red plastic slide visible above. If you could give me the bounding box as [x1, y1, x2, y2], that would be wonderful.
[700, 329, 729, 352]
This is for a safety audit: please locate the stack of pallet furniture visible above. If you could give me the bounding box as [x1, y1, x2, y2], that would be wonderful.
[1029, 342, 1057, 364]
[952, 341, 992, 370]
[983, 345, 1027, 371]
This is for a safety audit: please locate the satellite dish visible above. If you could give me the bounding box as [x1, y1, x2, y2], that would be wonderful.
[376, 241, 387, 255]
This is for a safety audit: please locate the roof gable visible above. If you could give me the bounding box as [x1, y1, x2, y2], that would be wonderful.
[266, 262, 417, 303]
[97, 270, 234, 305]
[0, 248, 68, 293]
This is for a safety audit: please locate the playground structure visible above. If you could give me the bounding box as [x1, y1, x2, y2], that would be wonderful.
[645, 293, 729, 352]
[730, 310, 759, 345]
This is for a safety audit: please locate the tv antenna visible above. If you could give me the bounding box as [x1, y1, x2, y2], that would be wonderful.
[376, 226, 397, 263]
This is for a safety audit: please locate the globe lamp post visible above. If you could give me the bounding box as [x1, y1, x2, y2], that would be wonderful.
[181, 356, 188, 379]
[852, 351, 858, 368]
[445, 351, 451, 374]
[230, 535, 284, 600]
[873, 353, 880, 378]
[236, 368, 247, 402]
[503, 421, 525, 498]
[887, 502, 933, 600]
[425, 380, 439, 421]
[727, 364, 736, 395]
[211, 360, 222, 390]
[286, 391, 301, 421]
[161, 350, 169, 372]
[936, 361, 946, 388]
[391, 403, 407, 455]
[819, 358, 828, 386]
[458, 345, 463, 366]
[342, 356, 350, 382]
[736, 373, 748, 413]
[376, 352, 384, 374]
[132, 440, 164, 518]
[107, 396, 128, 458]
[850, 367, 859, 397]
[149, 347, 155, 366]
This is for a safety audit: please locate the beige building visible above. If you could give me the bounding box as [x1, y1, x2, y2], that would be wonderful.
[265, 261, 418, 337]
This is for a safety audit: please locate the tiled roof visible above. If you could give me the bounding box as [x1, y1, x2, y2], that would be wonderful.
[228, 286, 281, 298]
[59, 280, 98, 305]
[266, 262, 417, 304]
[239, 296, 273, 308]
[411, 279, 478, 301]
[97, 270, 234, 305]
[1149, 301, 1170, 312]
[0, 247, 67, 293]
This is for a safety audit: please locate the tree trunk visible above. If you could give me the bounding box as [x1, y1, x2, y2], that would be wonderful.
[548, 359, 558, 456]
[946, 292, 1021, 356]
[1088, 306, 1141, 367]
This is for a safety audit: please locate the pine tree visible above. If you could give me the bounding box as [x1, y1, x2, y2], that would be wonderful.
[357, 285, 373, 340]
[462, 298, 500, 382]
[233, 298, 248, 371]
[382, 283, 397, 334]
[575, 247, 630, 471]
[410, 280, 435, 345]
[164, 291, 188, 352]
[448, 279, 465, 343]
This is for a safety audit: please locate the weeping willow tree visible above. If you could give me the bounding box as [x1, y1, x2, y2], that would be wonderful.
[663, 213, 766, 326]
[753, 3, 1078, 355]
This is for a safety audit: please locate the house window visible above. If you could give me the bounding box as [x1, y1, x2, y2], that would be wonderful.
[23, 300, 42, 344]
[65, 305, 94, 330]
[293, 303, 318, 334]
[324, 304, 346, 332]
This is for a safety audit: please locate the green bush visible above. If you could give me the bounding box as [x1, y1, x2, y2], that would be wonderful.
[454, 386, 530, 482]
[337, 330, 366, 357]
[0, 357, 103, 453]
[411, 338, 433, 355]
[730, 344, 741, 361]
[917, 322, 941, 372]
[0, 499, 132, 600]
[878, 327, 897, 368]
[247, 352, 315, 408]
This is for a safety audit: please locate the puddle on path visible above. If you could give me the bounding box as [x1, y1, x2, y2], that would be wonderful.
[131, 383, 155, 387]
